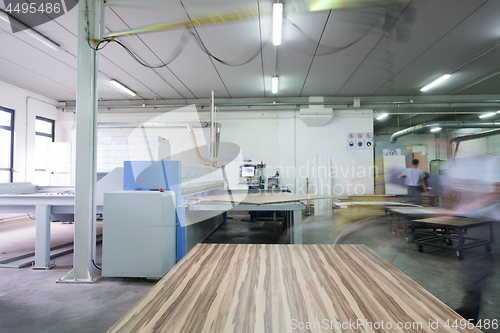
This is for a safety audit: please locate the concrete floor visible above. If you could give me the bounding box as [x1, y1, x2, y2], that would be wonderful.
[0, 213, 498, 332]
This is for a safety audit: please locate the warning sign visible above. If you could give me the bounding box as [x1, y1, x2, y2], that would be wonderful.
[348, 132, 373, 150]
[364, 132, 373, 150]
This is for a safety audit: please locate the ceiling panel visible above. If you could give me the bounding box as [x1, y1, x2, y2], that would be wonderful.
[273, 10, 330, 97]
[301, 4, 408, 97]
[0, 57, 75, 100]
[103, 4, 197, 98]
[337, 0, 488, 96]
[1, 0, 500, 105]
[373, 0, 500, 96]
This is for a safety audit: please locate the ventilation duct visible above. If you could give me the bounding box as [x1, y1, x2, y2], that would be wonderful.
[299, 97, 333, 127]
[390, 121, 500, 142]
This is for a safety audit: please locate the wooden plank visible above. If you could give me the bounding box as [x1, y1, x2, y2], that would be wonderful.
[388, 207, 453, 215]
[108, 244, 480, 333]
[414, 216, 491, 227]
[195, 193, 341, 205]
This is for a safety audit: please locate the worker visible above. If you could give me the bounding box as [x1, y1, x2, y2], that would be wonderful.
[398, 159, 428, 205]
[448, 181, 500, 323]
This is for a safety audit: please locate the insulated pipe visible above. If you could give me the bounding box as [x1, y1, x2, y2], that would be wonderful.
[390, 121, 500, 142]
[97, 122, 210, 129]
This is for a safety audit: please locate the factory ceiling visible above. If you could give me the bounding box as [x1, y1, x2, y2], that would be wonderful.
[1, 0, 500, 133]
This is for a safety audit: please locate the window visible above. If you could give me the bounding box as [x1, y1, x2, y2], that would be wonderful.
[35, 116, 55, 185]
[0, 107, 14, 183]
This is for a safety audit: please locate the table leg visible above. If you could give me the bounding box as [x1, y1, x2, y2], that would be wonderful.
[34, 205, 54, 270]
[490, 222, 494, 243]
[291, 210, 302, 244]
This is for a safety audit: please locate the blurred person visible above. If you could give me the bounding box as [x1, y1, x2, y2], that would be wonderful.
[398, 159, 429, 205]
[447, 181, 499, 323]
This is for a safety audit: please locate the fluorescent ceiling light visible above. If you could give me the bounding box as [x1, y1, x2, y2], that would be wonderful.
[420, 74, 451, 92]
[273, 3, 283, 46]
[271, 76, 279, 94]
[0, 10, 60, 51]
[479, 112, 496, 119]
[430, 127, 442, 132]
[376, 113, 388, 120]
[110, 80, 136, 96]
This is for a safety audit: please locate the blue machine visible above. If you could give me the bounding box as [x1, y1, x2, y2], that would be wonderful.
[123, 160, 224, 261]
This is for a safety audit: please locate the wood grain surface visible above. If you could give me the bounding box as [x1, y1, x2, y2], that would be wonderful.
[388, 207, 454, 216]
[414, 216, 491, 227]
[108, 244, 481, 333]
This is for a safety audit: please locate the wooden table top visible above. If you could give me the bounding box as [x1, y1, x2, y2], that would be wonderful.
[196, 193, 340, 205]
[388, 207, 453, 216]
[108, 244, 480, 333]
[413, 216, 492, 227]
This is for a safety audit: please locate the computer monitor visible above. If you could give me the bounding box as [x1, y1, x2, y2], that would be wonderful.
[241, 166, 255, 177]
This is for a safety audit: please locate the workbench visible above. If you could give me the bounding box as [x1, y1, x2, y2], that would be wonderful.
[385, 207, 454, 242]
[108, 244, 479, 333]
[0, 193, 103, 269]
[412, 216, 493, 260]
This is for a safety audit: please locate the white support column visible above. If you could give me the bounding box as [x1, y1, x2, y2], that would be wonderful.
[33, 204, 54, 269]
[292, 210, 303, 244]
[59, 0, 100, 283]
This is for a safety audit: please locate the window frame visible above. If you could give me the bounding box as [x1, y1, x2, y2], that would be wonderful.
[35, 116, 55, 172]
[0, 106, 14, 182]
[0, 106, 14, 183]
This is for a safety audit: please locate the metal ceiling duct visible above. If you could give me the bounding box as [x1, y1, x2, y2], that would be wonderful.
[448, 128, 500, 159]
[390, 121, 500, 142]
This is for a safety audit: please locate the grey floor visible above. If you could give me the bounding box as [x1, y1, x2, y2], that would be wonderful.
[0, 213, 498, 333]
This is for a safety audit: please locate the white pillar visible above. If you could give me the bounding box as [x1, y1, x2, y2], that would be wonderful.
[60, 0, 100, 283]
[33, 204, 54, 269]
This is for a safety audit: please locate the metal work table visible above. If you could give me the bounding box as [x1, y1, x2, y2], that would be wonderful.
[188, 201, 303, 244]
[0, 193, 103, 269]
[107, 244, 479, 333]
[385, 207, 453, 242]
[412, 216, 493, 260]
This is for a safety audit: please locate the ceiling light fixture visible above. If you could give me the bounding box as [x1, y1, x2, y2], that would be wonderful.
[110, 80, 136, 96]
[376, 113, 388, 120]
[272, 76, 279, 94]
[479, 112, 496, 119]
[430, 127, 442, 132]
[0, 10, 60, 51]
[420, 74, 451, 92]
[273, 3, 283, 46]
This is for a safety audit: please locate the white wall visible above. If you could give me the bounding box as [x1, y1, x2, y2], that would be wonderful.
[0, 80, 68, 183]
[91, 109, 375, 195]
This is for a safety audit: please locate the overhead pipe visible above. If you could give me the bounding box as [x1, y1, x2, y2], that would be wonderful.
[390, 121, 500, 142]
[448, 128, 500, 160]
[97, 121, 210, 129]
[58, 95, 500, 111]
